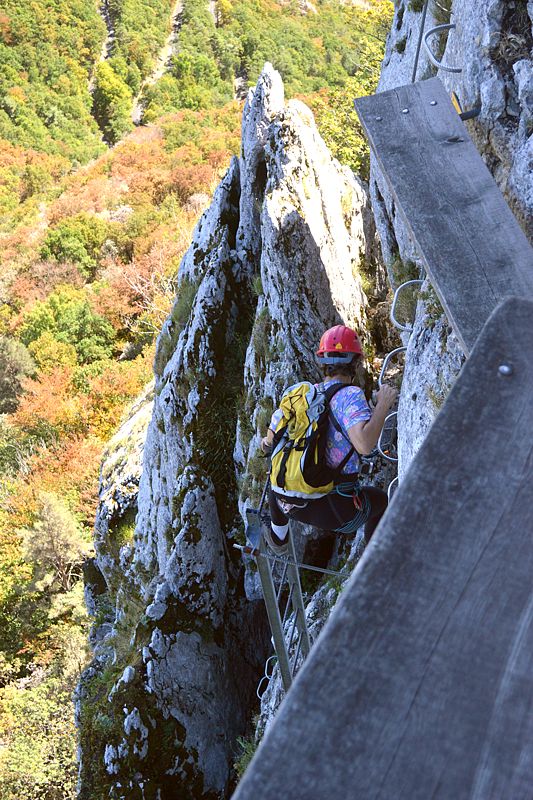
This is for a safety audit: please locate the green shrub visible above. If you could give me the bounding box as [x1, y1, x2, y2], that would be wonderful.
[0, 336, 35, 413]
[234, 735, 258, 779]
[395, 35, 407, 53]
[0, 0, 105, 163]
[0, 674, 79, 799]
[40, 213, 110, 278]
[19, 286, 116, 364]
[420, 284, 444, 328]
[389, 255, 419, 287]
[92, 61, 134, 145]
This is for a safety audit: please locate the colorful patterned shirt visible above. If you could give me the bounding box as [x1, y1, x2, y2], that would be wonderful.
[269, 380, 371, 475]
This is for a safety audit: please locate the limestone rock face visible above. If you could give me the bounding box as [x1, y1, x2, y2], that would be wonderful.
[370, 0, 532, 477]
[77, 63, 377, 800]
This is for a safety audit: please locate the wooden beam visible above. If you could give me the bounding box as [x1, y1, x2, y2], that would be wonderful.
[354, 78, 533, 354]
[233, 297, 533, 800]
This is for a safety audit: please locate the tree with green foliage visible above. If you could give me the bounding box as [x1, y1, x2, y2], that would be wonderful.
[0, 0, 106, 163]
[142, 0, 393, 122]
[0, 336, 35, 414]
[0, 674, 78, 800]
[0, 623, 89, 800]
[19, 286, 116, 364]
[92, 61, 134, 145]
[40, 212, 111, 278]
[28, 332, 78, 373]
[23, 492, 89, 594]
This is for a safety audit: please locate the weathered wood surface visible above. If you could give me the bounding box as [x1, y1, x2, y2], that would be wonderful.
[232, 297, 533, 800]
[354, 78, 533, 354]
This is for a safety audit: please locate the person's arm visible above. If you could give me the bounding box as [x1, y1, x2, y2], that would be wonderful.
[347, 384, 398, 455]
[261, 407, 283, 453]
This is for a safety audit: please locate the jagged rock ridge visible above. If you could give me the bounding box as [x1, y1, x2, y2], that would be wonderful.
[76, 63, 379, 799]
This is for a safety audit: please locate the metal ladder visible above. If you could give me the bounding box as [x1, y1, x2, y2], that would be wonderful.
[236, 479, 350, 696]
[252, 526, 311, 693]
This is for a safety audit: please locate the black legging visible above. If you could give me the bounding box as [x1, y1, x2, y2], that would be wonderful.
[269, 485, 388, 543]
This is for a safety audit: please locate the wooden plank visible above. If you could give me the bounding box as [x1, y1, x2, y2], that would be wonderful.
[354, 78, 533, 354]
[232, 297, 533, 800]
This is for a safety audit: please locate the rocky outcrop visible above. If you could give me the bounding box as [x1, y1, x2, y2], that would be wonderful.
[76, 63, 378, 799]
[371, 0, 532, 477]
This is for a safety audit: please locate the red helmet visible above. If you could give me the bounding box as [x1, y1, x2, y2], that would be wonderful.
[316, 325, 363, 364]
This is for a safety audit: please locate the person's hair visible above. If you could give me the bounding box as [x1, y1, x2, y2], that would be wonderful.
[321, 353, 363, 380]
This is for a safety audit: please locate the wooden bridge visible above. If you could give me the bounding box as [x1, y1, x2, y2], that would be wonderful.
[232, 78, 533, 799]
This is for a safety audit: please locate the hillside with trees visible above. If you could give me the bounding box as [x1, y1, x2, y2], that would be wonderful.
[0, 0, 392, 796]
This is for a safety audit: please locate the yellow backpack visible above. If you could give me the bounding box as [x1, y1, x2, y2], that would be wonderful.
[270, 381, 354, 499]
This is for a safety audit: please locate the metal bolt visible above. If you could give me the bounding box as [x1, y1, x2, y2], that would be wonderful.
[498, 364, 513, 376]
[430, 100, 437, 106]
[402, 108, 409, 114]
[375, 116, 383, 121]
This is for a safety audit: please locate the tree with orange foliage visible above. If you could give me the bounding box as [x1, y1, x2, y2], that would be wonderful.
[12, 366, 85, 441]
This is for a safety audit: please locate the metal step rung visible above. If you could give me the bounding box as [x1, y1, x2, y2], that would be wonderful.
[377, 411, 398, 463]
[390, 279, 424, 331]
[423, 23, 462, 74]
[378, 347, 407, 387]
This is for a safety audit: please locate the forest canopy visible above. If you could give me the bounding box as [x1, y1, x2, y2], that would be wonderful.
[0, 0, 393, 795]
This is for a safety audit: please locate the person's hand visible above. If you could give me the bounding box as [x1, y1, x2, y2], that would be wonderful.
[261, 437, 272, 454]
[375, 384, 398, 410]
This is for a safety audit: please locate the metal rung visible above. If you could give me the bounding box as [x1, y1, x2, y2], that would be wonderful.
[287, 608, 300, 651]
[281, 584, 294, 625]
[247, 521, 314, 697]
[287, 532, 311, 658]
[387, 476, 399, 500]
[257, 655, 278, 700]
[377, 411, 398, 463]
[423, 23, 462, 74]
[378, 347, 407, 387]
[236, 546, 350, 579]
[276, 561, 289, 603]
[390, 279, 424, 332]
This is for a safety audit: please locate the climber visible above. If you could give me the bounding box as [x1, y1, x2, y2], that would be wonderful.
[260, 324, 397, 554]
